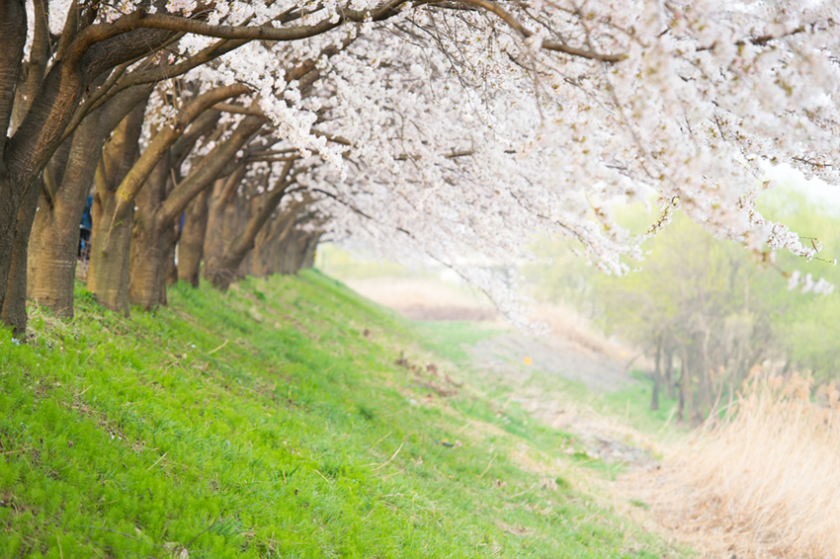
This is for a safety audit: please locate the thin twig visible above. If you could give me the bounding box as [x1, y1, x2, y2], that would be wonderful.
[207, 339, 229, 355]
[146, 451, 168, 471]
[478, 453, 496, 478]
[370, 442, 404, 472]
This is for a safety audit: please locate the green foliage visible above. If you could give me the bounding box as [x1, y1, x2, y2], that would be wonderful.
[524, 238, 598, 312]
[412, 320, 505, 366]
[759, 189, 840, 377]
[316, 243, 415, 279]
[527, 189, 840, 389]
[0, 272, 681, 558]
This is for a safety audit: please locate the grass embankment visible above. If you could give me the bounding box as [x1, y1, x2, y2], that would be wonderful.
[1, 272, 680, 558]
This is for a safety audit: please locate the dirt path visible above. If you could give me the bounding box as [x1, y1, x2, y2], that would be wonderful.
[465, 332, 659, 470]
[469, 332, 630, 393]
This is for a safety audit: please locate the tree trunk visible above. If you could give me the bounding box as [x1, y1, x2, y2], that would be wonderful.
[1, 25, 172, 331]
[205, 189, 248, 290]
[651, 339, 661, 411]
[26, 191, 83, 318]
[207, 165, 295, 290]
[26, 114, 103, 317]
[159, 115, 264, 227]
[264, 205, 308, 276]
[236, 195, 263, 279]
[300, 233, 320, 270]
[250, 216, 273, 277]
[699, 328, 712, 419]
[678, 350, 688, 424]
[251, 204, 298, 277]
[128, 109, 258, 308]
[177, 188, 210, 287]
[87, 99, 149, 314]
[0, 0, 31, 333]
[665, 347, 675, 399]
[23, 82, 151, 323]
[203, 170, 246, 286]
[88, 187, 135, 314]
[107, 84, 248, 230]
[128, 156, 169, 310]
[0, 168, 21, 327]
[0, 0, 51, 335]
[164, 181, 179, 290]
[165, 223, 179, 290]
[202, 179, 230, 274]
[278, 228, 314, 275]
[0, 178, 41, 335]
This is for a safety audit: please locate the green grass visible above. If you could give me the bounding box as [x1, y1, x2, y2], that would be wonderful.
[601, 371, 683, 436]
[411, 321, 506, 367]
[406, 321, 687, 479]
[1, 271, 684, 558]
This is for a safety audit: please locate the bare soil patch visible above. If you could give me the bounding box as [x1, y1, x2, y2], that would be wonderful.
[344, 277, 500, 321]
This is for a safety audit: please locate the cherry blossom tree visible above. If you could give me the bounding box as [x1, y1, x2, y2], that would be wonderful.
[2, 0, 839, 334]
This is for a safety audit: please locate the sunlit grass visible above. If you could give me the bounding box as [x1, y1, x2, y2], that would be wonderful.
[0, 271, 681, 558]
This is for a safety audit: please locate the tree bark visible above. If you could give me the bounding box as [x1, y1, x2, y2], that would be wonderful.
[20, 82, 151, 324]
[1, 17, 171, 330]
[128, 115, 263, 308]
[206, 163, 294, 290]
[277, 227, 319, 275]
[651, 339, 661, 411]
[177, 188, 210, 287]
[250, 215, 273, 277]
[0, 5, 354, 332]
[109, 84, 248, 229]
[236, 194, 264, 279]
[87, 98, 149, 314]
[0, 0, 29, 333]
[678, 350, 688, 424]
[163, 169, 180, 290]
[203, 169, 247, 284]
[300, 233, 320, 270]
[665, 347, 675, 399]
[26, 116, 101, 317]
[88, 188, 135, 314]
[128, 155, 170, 310]
[165, 221, 180, 289]
[1, 0, 50, 333]
[160, 115, 264, 226]
[0, 178, 41, 335]
[10, 0, 47, 134]
[256, 203, 306, 276]
[204, 186, 248, 289]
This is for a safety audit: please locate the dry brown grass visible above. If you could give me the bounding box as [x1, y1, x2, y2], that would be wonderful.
[626, 371, 840, 558]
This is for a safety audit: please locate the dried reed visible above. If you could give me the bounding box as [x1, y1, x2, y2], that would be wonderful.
[637, 371, 840, 558]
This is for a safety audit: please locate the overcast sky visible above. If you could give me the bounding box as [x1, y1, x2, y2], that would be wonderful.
[764, 163, 840, 215]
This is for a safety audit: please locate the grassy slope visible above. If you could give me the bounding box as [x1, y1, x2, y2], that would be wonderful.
[418, 319, 685, 433]
[1, 272, 681, 558]
[414, 322, 685, 481]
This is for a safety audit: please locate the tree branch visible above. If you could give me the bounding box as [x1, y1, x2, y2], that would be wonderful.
[111, 83, 251, 226]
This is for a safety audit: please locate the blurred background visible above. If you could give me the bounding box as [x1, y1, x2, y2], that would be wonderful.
[318, 165, 840, 427]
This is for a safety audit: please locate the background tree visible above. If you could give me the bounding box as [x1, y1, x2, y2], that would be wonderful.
[527, 193, 840, 423]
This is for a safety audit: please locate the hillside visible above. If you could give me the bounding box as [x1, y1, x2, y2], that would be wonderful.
[0, 272, 681, 558]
